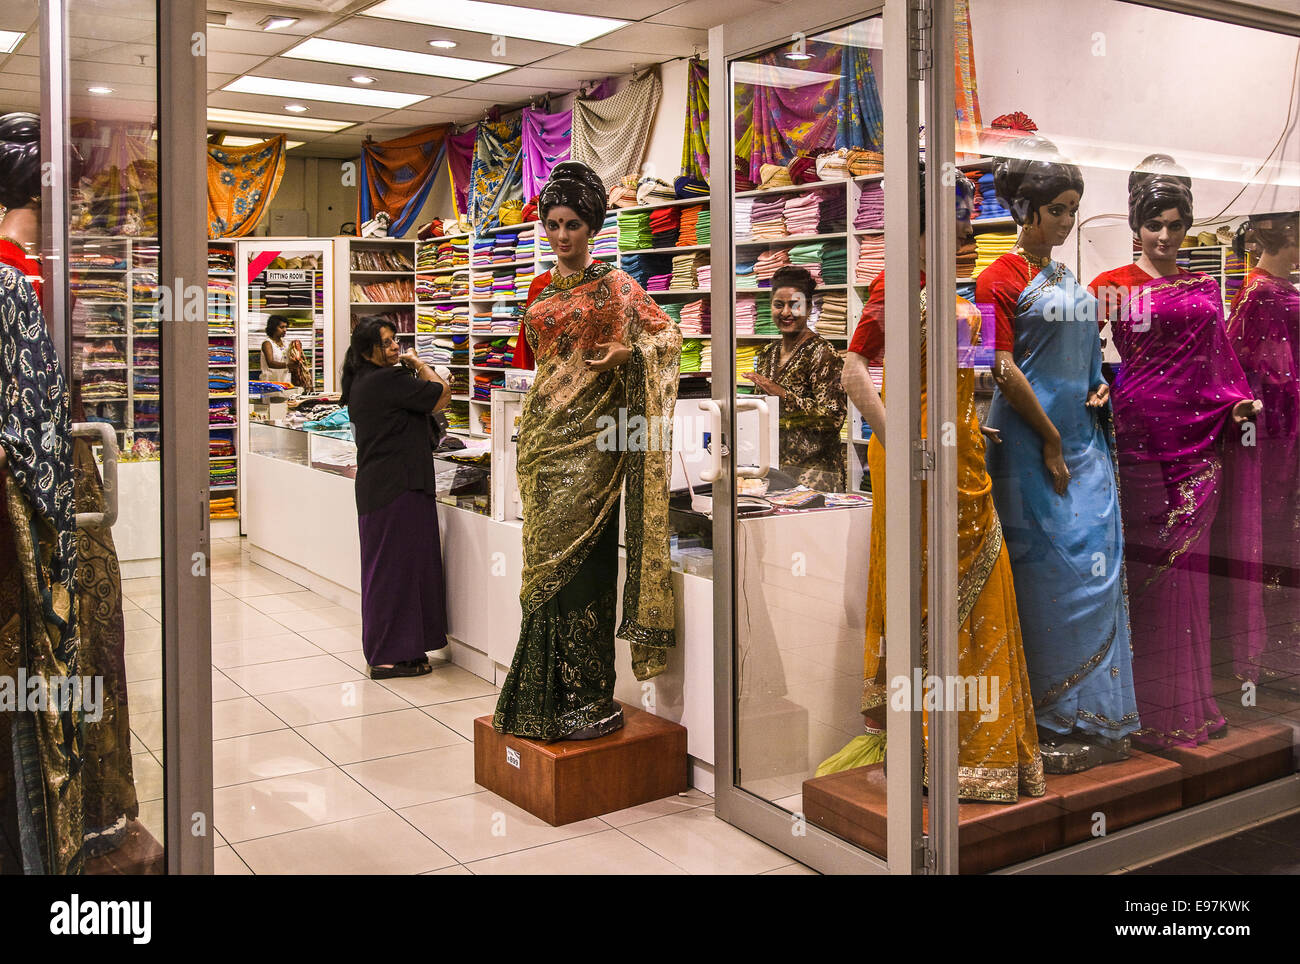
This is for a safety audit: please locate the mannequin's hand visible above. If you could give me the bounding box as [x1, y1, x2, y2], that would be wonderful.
[742, 372, 784, 396]
[1232, 399, 1263, 424]
[1043, 436, 1070, 496]
[1086, 383, 1110, 408]
[980, 425, 1002, 444]
[586, 341, 631, 371]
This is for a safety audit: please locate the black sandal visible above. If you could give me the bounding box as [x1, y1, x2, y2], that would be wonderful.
[370, 659, 434, 680]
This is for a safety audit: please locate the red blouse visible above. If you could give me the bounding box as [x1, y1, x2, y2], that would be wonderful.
[847, 270, 926, 364]
[1087, 262, 1190, 324]
[510, 269, 552, 370]
[0, 238, 42, 307]
[973, 253, 1033, 352]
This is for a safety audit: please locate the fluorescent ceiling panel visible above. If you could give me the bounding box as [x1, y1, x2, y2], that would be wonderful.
[207, 107, 353, 132]
[283, 37, 509, 81]
[213, 134, 306, 150]
[0, 30, 24, 53]
[731, 62, 838, 88]
[224, 75, 426, 109]
[363, 0, 627, 46]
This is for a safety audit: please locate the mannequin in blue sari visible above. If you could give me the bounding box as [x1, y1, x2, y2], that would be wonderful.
[977, 137, 1139, 772]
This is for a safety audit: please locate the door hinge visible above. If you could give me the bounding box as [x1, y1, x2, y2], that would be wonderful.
[912, 439, 933, 480]
[917, 833, 935, 873]
[910, 0, 932, 79]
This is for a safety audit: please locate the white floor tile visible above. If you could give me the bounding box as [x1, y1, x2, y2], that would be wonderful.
[213, 729, 334, 788]
[599, 789, 713, 828]
[270, 606, 363, 633]
[420, 695, 501, 741]
[127, 678, 162, 714]
[244, 591, 338, 615]
[211, 697, 287, 741]
[424, 864, 473, 875]
[398, 791, 606, 864]
[257, 680, 408, 727]
[299, 625, 364, 654]
[620, 806, 793, 875]
[123, 628, 161, 655]
[219, 573, 305, 596]
[211, 633, 325, 669]
[214, 847, 253, 875]
[221, 655, 365, 697]
[123, 610, 159, 631]
[342, 743, 479, 810]
[296, 708, 464, 766]
[211, 670, 247, 703]
[124, 651, 163, 683]
[213, 768, 386, 843]
[762, 863, 819, 875]
[132, 751, 163, 803]
[467, 828, 685, 875]
[231, 811, 456, 875]
[130, 710, 163, 755]
[375, 664, 499, 706]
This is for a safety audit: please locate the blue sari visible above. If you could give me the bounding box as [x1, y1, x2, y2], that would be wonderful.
[983, 261, 1140, 740]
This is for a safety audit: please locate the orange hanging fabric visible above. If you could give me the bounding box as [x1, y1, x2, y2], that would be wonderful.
[207, 135, 287, 238]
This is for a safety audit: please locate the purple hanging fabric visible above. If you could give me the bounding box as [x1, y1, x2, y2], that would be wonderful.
[521, 106, 572, 203]
[447, 126, 478, 217]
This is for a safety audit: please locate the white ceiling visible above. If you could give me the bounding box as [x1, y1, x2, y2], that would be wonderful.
[0, 0, 785, 158]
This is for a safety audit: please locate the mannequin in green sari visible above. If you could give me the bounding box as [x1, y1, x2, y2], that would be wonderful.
[493, 162, 682, 741]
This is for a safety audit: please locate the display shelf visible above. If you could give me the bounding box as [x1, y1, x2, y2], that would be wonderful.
[621, 243, 712, 256]
[735, 232, 846, 248]
[736, 178, 853, 199]
[613, 194, 710, 214]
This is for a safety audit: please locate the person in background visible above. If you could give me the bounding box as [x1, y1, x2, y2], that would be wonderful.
[259, 315, 291, 383]
[744, 265, 847, 490]
[340, 315, 451, 680]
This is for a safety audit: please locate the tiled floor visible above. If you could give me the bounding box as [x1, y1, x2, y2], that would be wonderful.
[122, 536, 814, 875]
[1125, 810, 1300, 875]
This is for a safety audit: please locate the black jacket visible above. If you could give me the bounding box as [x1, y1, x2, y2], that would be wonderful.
[347, 361, 444, 515]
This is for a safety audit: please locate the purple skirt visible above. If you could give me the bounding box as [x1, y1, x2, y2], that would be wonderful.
[357, 488, 448, 666]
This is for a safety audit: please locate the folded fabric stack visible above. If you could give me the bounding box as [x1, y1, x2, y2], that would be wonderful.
[646, 269, 671, 292]
[736, 344, 759, 377]
[699, 340, 712, 373]
[515, 227, 535, 261]
[784, 192, 822, 236]
[448, 370, 470, 397]
[855, 235, 887, 286]
[208, 399, 235, 425]
[209, 463, 237, 488]
[957, 236, 978, 278]
[855, 182, 885, 230]
[489, 233, 520, 267]
[750, 198, 788, 240]
[472, 236, 497, 268]
[351, 247, 413, 271]
[973, 231, 1017, 278]
[83, 341, 126, 368]
[473, 336, 517, 369]
[415, 333, 440, 366]
[133, 339, 159, 367]
[847, 150, 884, 176]
[489, 269, 518, 298]
[418, 304, 470, 332]
[735, 256, 758, 290]
[679, 299, 710, 335]
[755, 248, 791, 287]
[82, 374, 127, 400]
[209, 341, 235, 366]
[1185, 248, 1220, 274]
[674, 176, 709, 199]
[352, 279, 415, 303]
[735, 198, 754, 240]
[638, 177, 677, 206]
[209, 434, 236, 458]
[210, 496, 237, 519]
[444, 402, 470, 432]
[660, 302, 682, 327]
[974, 173, 1012, 221]
[473, 372, 505, 401]
[670, 253, 698, 291]
[471, 270, 495, 297]
[72, 277, 127, 301]
[821, 246, 847, 286]
[788, 242, 824, 284]
[592, 215, 619, 259]
[133, 402, 160, 430]
[735, 299, 757, 335]
[72, 247, 127, 270]
[618, 210, 652, 250]
[790, 155, 819, 185]
[680, 338, 704, 373]
[621, 253, 670, 289]
[758, 164, 793, 190]
[696, 262, 711, 291]
[814, 293, 848, 337]
[819, 190, 847, 234]
[650, 207, 681, 249]
[754, 297, 777, 336]
[489, 303, 520, 333]
[816, 149, 850, 181]
[478, 408, 492, 435]
[678, 205, 704, 246]
[207, 372, 233, 393]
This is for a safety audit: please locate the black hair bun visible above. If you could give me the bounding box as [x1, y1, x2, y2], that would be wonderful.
[548, 160, 603, 192]
[993, 135, 1082, 226]
[1128, 153, 1191, 196]
[0, 111, 41, 211]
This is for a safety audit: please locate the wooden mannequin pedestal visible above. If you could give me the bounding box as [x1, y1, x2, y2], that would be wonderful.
[474, 702, 689, 826]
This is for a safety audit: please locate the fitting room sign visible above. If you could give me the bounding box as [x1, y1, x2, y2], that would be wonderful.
[264, 269, 307, 282]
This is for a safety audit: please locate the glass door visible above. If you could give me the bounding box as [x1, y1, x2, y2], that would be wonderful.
[710, 0, 930, 874]
[1, 0, 211, 874]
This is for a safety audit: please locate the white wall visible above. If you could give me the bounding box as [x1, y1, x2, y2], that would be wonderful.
[968, 0, 1300, 281]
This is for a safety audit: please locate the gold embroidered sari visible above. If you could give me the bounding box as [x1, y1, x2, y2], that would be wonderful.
[857, 298, 1044, 802]
[493, 262, 681, 739]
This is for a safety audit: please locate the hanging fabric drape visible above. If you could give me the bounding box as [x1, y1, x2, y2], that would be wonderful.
[447, 126, 478, 217]
[571, 69, 662, 190]
[358, 125, 448, 238]
[954, 0, 984, 152]
[734, 42, 841, 183]
[469, 114, 524, 233]
[206, 135, 286, 239]
[70, 120, 158, 237]
[680, 58, 710, 182]
[521, 105, 572, 203]
[837, 44, 884, 153]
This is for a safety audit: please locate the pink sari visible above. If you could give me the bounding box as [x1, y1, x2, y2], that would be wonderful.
[1109, 272, 1261, 747]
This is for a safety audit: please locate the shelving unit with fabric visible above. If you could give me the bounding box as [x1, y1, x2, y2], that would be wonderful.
[207, 239, 239, 527]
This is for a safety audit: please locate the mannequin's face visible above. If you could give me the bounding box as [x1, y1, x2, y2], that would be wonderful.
[1138, 206, 1189, 261]
[1029, 189, 1080, 247]
[772, 286, 809, 335]
[543, 205, 591, 260]
[1258, 216, 1300, 269]
[367, 326, 399, 367]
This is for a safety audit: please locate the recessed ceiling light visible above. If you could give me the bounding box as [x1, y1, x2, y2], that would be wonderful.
[351, 75, 377, 84]
[283, 104, 309, 113]
[226, 76, 426, 109]
[211, 134, 306, 150]
[785, 52, 812, 61]
[365, 0, 628, 46]
[0, 30, 25, 53]
[282, 37, 509, 81]
[88, 86, 115, 95]
[259, 16, 298, 31]
[206, 107, 353, 133]
[427, 39, 457, 49]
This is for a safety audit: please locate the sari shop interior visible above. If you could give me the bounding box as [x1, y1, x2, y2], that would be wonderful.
[1, 0, 1298, 877]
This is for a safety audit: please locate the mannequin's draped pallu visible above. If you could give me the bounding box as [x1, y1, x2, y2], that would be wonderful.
[825, 294, 1045, 803]
[492, 262, 681, 740]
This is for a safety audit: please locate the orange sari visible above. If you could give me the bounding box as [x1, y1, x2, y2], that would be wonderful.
[860, 298, 1044, 803]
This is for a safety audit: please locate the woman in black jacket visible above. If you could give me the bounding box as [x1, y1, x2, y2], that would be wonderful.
[341, 315, 451, 679]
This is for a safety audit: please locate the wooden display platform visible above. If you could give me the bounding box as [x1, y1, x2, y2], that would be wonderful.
[803, 721, 1296, 872]
[474, 702, 688, 826]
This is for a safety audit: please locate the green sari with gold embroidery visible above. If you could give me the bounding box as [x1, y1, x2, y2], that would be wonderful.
[493, 261, 681, 740]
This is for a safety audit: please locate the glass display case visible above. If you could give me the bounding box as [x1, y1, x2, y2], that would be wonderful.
[249, 421, 356, 478]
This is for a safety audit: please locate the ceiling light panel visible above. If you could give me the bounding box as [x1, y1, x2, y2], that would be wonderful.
[0, 30, 25, 53]
[224, 75, 427, 109]
[283, 37, 509, 81]
[212, 134, 305, 150]
[363, 0, 627, 46]
[206, 107, 353, 132]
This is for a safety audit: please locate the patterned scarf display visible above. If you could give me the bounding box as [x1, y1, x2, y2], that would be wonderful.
[571, 69, 662, 191]
[469, 115, 524, 234]
[837, 44, 884, 153]
[521, 106, 573, 204]
[447, 126, 478, 217]
[954, 0, 984, 152]
[207, 135, 287, 238]
[70, 120, 157, 237]
[680, 58, 709, 182]
[359, 125, 448, 238]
